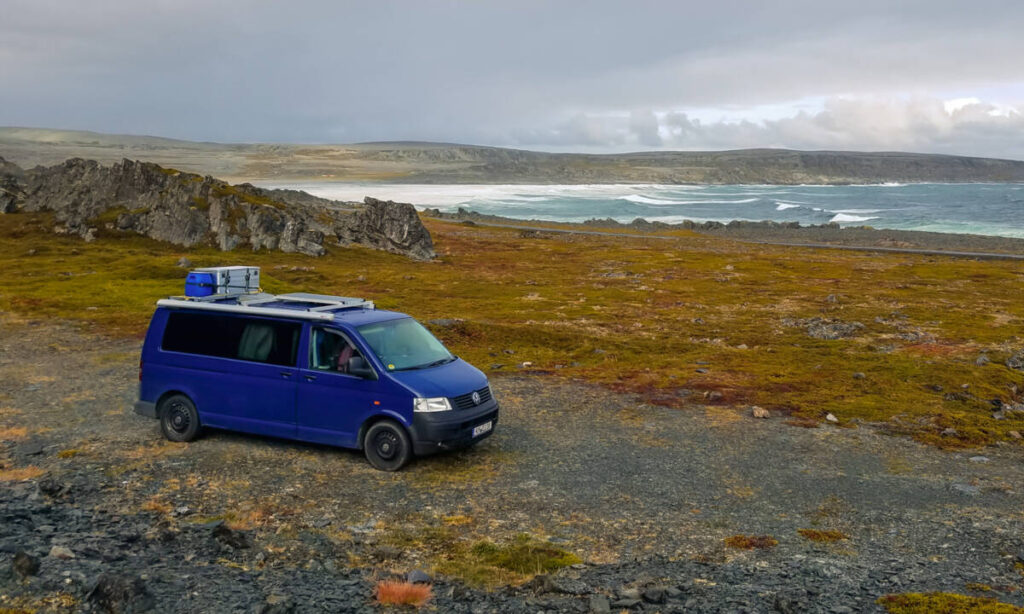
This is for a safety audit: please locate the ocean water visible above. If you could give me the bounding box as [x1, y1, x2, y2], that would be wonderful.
[255, 182, 1024, 238]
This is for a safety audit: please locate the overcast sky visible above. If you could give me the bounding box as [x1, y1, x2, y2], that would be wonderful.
[3, 0, 1024, 158]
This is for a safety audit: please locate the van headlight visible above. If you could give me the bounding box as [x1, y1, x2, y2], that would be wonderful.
[414, 397, 452, 413]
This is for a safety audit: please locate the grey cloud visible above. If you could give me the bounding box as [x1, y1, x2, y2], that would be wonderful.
[2, 0, 1024, 157]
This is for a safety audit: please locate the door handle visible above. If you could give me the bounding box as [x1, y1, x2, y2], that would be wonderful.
[304, 374, 317, 382]
[280, 371, 293, 378]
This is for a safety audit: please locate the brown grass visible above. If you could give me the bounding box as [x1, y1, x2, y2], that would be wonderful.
[0, 426, 28, 440]
[723, 534, 778, 550]
[142, 496, 172, 515]
[797, 528, 850, 543]
[375, 580, 432, 607]
[0, 466, 44, 482]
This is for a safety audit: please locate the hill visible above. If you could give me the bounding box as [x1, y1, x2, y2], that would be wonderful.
[3, 127, 1024, 184]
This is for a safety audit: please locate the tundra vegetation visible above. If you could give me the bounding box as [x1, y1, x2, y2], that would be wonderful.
[1, 211, 1021, 450]
[2, 208, 1024, 608]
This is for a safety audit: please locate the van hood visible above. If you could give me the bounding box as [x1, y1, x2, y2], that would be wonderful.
[387, 358, 488, 398]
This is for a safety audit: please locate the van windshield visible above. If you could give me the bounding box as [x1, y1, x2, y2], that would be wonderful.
[357, 318, 454, 371]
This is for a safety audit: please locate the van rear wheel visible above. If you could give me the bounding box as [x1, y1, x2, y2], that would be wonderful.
[364, 420, 412, 471]
[159, 394, 201, 442]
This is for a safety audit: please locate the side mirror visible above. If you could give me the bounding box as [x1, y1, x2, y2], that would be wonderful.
[348, 356, 377, 380]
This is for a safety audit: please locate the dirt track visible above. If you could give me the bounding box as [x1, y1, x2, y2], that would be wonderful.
[2, 315, 1024, 612]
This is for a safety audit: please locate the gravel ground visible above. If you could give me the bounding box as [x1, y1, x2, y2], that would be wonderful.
[2, 315, 1024, 613]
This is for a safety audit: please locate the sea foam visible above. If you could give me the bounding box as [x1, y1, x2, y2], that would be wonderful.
[830, 213, 879, 223]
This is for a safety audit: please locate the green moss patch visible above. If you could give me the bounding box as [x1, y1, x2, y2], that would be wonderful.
[878, 592, 1024, 613]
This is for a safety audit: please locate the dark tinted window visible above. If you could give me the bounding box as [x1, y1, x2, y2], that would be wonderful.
[162, 311, 300, 366]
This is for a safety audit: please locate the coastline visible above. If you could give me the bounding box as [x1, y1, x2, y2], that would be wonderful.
[421, 207, 1024, 255]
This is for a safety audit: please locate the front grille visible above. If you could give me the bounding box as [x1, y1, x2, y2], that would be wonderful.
[451, 386, 492, 410]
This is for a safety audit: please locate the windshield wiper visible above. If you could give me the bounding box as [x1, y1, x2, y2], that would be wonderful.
[395, 356, 455, 371]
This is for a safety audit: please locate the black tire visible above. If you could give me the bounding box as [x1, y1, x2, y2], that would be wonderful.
[363, 420, 412, 471]
[159, 394, 201, 442]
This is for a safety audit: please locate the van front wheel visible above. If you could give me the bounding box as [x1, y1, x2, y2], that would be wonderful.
[159, 394, 201, 442]
[364, 421, 412, 471]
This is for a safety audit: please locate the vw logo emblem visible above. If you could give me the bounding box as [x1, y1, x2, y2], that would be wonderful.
[471, 391, 481, 405]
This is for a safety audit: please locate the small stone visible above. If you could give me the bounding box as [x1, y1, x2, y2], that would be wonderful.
[852, 372, 866, 380]
[19, 442, 44, 455]
[261, 593, 294, 613]
[1009, 430, 1022, 439]
[705, 391, 723, 402]
[941, 428, 959, 437]
[176, 257, 193, 268]
[751, 406, 770, 419]
[12, 551, 40, 578]
[969, 456, 990, 463]
[993, 410, 1006, 420]
[736, 344, 748, 350]
[612, 599, 641, 608]
[826, 294, 839, 303]
[212, 523, 251, 549]
[173, 506, 190, 516]
[49, 545, 75, 560]
[618, 588, 641, 600]
[642, 587, 667, 604]
[407, 569, 431, 584]
[588, 595, 611, 614]
[951, 483, 979, 496]
[825, 413, 839, 423]
[695, 368, 709, 374]
[976, 355, 990, 366]
[520, 361, 533, 368]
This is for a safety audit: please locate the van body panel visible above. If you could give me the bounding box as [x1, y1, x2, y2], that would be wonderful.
[387, 358, 488, 398]
[295, 369, 406, 447]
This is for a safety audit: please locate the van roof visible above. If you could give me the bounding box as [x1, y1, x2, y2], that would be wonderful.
[155, 292, 411, 327]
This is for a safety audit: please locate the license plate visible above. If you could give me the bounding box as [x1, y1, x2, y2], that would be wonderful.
[472, 421, 492, 437]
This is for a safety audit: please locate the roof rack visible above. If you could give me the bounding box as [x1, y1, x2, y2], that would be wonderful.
[156, 292, 375, 322]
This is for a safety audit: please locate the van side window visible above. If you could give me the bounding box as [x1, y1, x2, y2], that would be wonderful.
[163, 312, 300, 366]
[311, 328, 364, 374]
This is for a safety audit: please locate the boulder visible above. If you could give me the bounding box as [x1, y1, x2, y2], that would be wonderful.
[0, 157, 434, 260]
[1007, 350, 1024, 371]
[86, 573, 156, 614]
[12, 551, 39, 578]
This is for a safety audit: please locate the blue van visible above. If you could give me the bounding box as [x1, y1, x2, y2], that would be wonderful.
[134, 285, 498, 471]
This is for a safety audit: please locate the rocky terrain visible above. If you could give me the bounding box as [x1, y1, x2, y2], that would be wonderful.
[2, 317, 1024, 613]
[4, 127, 1024, 184]
[0, 157, 434, 260]
[424, 207, 1024, 256]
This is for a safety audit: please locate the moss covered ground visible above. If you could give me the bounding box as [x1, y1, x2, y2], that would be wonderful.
[1, 212, 1022, 448]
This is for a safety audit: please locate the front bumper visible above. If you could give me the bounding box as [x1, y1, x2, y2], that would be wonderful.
[410, 400, 499, 456]
[134, 400, 157, 418]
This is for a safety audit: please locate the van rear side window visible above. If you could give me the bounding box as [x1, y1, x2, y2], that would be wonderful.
[162, 311, 300, 366]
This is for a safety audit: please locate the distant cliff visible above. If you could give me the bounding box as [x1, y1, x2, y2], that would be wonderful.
[3, 128, 1024, 184]
[0, 157, 434, 259]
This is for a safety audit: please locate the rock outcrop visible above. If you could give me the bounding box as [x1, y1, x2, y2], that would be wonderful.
[0, 157, 434, 260]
